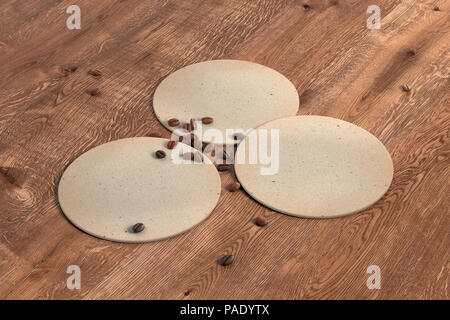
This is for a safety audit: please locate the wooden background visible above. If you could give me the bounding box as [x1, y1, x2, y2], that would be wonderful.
[0, 0, 448, 300]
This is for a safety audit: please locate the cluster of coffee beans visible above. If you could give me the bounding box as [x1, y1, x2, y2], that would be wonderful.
[132, 118, 268, 269]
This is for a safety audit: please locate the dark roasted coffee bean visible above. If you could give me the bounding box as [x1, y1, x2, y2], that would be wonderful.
[182, 123, 192, 131]
[167, 140, 177, 149]
[155, 150, 166, 159]
[222, 150, 232, 161]
[182, 152, 194, 160]
[168, 118, 180, 127]
[132, 223, 145, 233]
[190, 118, 197, 130]
[401, 84, 411, 92]
[203, 143, 214, 154]
[228, 182, 241, 192]
[89, 88, 100, 96]
[255, 216, 268, 226]
[406, 49, 416, 58]
[219, 254, 234, 266]
[201, 117, 214, 124]
[193, 151, 203, 163]
[88, 69, 102, 77]
[191, 133, 202, 150]
[148, 131, 162, 137]
[216, 164, 232, 172]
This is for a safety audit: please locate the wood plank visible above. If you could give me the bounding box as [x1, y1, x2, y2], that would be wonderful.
[0, 0, 448, 299]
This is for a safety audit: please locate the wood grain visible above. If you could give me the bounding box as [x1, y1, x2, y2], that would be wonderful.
[0, 0, 448, 299]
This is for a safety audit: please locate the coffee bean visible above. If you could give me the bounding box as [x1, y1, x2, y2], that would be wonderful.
[203, 143, 214, 154]
[401, 84, 411, 92]
[148, 131, 162, 137]
[190, 118, 197, 130]
[167, 140, 177, 149]
[63, 66, 77, 73]
[433, 6, 440, 11]
[216, 164, 232, 172]
[194, 151, 203, 163]
[168, 118, 180, 127]
[191, 133, 202, 150]
[182, 123, 192, 131]
[88, 88, 100, 96]
[182, 152, 194, 160]
[228, 182, 241, 192]
[132, 223, 145, 233]
[201, 117, 214, 124]
[406, 49, 416, 58]
[88, 69, 102, 77]
[219, 254, 234, 266]
[255, 216, 268, 226]
[222, 150, 232, 161]
[155, 150, 166, 159]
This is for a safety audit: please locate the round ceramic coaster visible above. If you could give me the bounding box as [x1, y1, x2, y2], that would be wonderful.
[234, 116, 393, 218]
[153, 60, 299, 145]
[58, 137, 221, 242]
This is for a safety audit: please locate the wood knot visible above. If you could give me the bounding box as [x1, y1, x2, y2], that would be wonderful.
[406, 50, 416, 58]
[0, 167, 16, 184]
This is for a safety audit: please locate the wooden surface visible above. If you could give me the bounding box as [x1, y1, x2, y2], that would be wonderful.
[0, 0, 448, 300]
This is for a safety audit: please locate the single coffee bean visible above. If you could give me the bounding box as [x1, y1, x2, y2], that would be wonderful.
[155, 150, 166, 159]
[191, 133, 202, 150]
[168, 118, 180, 127]
[222, 150, 232, 161]
[203, 143, 214, 154]
[401, 84, 411, 92]
[201, 117, 214, 124]
[167, 140, 177, 149]
[406, 49, 416, 58]
[182, 152, 194, 160]
[132, 223, 145, 233]
[63, 66, 77, 73]
[148, 131, 162, 137]
[219, 254, 234, 266]
[228, 182, 241, 192]
[216, 164, 232, 172]
[233, 133, 245, 141]
[193, 151, 203, 163]
[88, 69, 102, 77]
[433, 6, 440, 11]
[255, 215, 268, 226]
[89, 88, 100, 96]
[190, 118, 197, 130]
[182, 123, 192, 131]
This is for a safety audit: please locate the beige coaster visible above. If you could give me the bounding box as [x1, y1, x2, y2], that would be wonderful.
[58, 138, 221, 242]
[234, 116, 393, 218]
[153, 60, 299, 145]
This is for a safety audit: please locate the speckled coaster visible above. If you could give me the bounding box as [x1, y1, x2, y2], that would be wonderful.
[58, 138, 221, 242]
[153, 60, 299, 145]
[234, 116, 393, 218]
